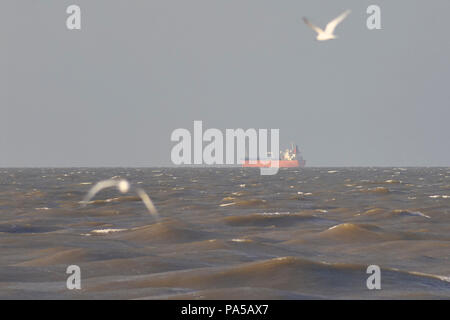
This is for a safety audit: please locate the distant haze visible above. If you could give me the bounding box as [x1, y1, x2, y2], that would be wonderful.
[2, 0, 449, 167]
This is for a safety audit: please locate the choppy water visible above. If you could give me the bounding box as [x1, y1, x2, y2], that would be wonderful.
[0, 168, 449, 299]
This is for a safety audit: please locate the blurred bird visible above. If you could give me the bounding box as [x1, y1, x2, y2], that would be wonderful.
[80, 178, 159, 218]
[303, 10, 351, 41]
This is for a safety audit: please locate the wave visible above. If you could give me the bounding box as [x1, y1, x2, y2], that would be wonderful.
[88, 256, 450, 298]
[84, 195, 142, 205]
[360, 208, 432, 219]
[0, 224, 60, 234]
[224, 212, 322, 227]
[360, 187, 391, 194]
[140, 287, 324, 300]
[115, 219, 213, 244]
[391, 210, 431, 219]
[220, 199, 268, 208]
[16, 248, 87, 267]
[313, 223, 386, 243]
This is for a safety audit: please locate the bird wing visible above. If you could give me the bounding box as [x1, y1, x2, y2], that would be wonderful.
[80, 179, 118, 205]
[136, 188, 159, 218]
[324, 10, 350, 34]
[302, 17, 323, 34]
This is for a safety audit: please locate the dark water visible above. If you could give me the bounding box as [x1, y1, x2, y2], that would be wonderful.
[0, 167, 449, 299]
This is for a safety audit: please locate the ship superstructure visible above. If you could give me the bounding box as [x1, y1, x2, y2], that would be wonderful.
[242, 143, 306, 168]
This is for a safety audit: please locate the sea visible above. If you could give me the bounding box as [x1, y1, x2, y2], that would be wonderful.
[0, 167, 449, 299]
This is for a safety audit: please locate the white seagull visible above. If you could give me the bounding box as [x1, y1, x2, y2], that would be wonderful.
[80, 178, 159, 218]
[303, 10, 351, 41]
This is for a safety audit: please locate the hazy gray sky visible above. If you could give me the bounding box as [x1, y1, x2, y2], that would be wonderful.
[2, 0, 449, 167]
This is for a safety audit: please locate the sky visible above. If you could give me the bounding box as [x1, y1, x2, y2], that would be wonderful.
[1, 0, 450, 167]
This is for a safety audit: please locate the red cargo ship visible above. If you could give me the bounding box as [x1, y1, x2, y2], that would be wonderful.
[242, 143, 306, 168]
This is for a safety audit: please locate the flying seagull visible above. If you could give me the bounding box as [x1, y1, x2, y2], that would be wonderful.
[303, 10, 351, 41]
[80, 178, 159, 218]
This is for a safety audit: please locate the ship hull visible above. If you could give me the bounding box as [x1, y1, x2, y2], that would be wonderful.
[242, 160, 305, 168]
